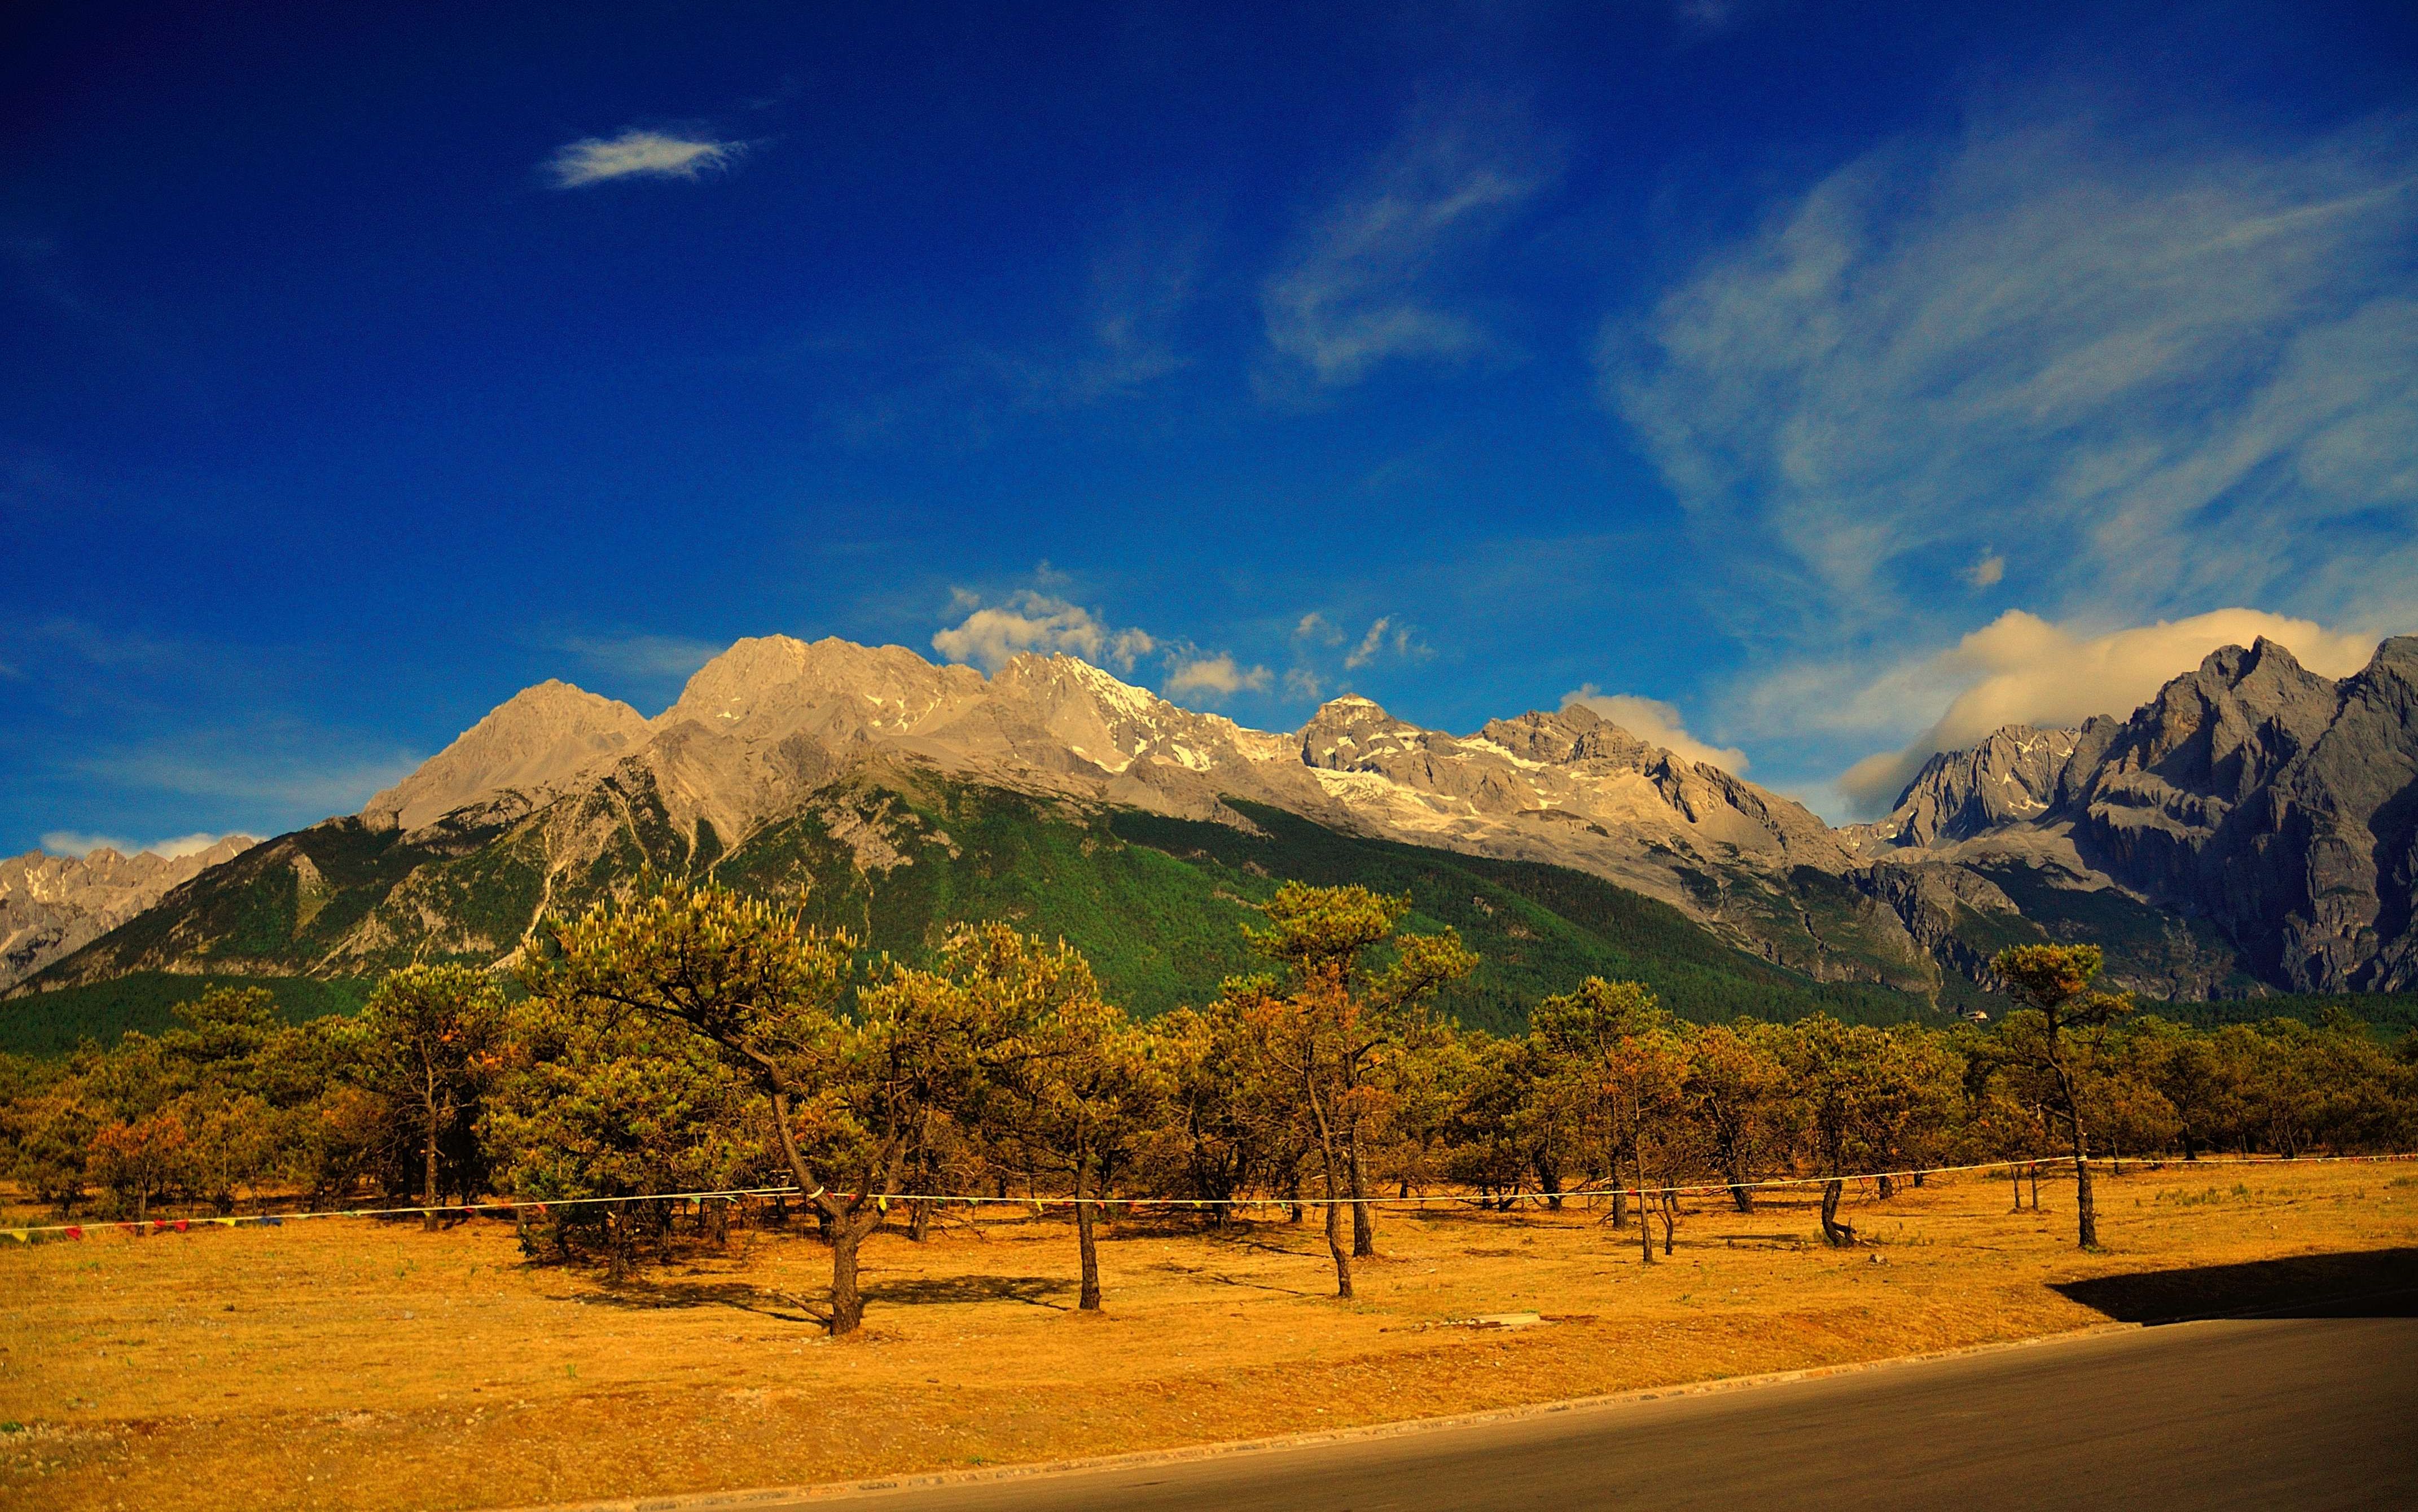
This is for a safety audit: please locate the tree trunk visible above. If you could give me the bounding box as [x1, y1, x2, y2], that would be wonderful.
[907, 1199, 932, 1242]
[1877, 1173, 1897, 1200]
[2072, 1134, 2097, 1249]
[422, 1112, 441, 1234]
[1636, 1137, 1655, 1266]
[1074, 1162, 1102, 1312]
[827, 1208, 878, 1335]
[1318, 1152, 1353, 1299]
[1324, 1192, 1352, 1299]
[771, 1089, 896, 1338]
[1348, 1135, 1376, 1259]
[2011, 1163, 2024, 1212]
[1819, 1179, 1855, 1246]
[1659, 1189, 1677, 1256]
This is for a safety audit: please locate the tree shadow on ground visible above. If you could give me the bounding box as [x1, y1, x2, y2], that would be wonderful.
[866, 1275, 1072, 1309]
[2052, 1247, 2418, 1323]
[584, 1278, 823, 1324]
[1148, 1258, 1315, 1296]
[1709, 1233, 1815, 1251]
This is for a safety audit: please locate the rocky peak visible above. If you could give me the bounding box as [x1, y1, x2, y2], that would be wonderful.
[657, 635, 986, 742]
[1868, 724, 2082, 848]
[363, 678, 650, 832]
[1475, 705, 1655, 768]
[986, 653, 1250, 777]
[2105, 636, 2338, 802]
[1297, 695, 1436, 771]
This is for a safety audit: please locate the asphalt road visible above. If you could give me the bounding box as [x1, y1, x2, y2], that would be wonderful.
[792, 1309, 2418, 1512]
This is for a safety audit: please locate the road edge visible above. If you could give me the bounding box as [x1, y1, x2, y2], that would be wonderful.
[497, 1320, 2147, 1512]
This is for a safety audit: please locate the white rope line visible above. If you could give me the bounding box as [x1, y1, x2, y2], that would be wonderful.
[7, 1150, 2411, 1240]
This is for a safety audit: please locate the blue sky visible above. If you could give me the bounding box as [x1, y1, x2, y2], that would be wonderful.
[5, 1, 2415, 856]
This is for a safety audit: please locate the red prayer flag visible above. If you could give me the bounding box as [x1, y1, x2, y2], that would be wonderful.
[64, 1226, 83, 1240]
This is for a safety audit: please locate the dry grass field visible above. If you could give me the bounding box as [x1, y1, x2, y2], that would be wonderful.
[5, 1162, 2416, 1511]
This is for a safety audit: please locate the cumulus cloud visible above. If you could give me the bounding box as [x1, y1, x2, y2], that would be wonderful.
[1613, 107, 2418, 650]
[931, 590, 1156, 674]
[1963, 552, 2006, 589]
[1563, 687, 1749, 774]
[546, 129, 744, 188]
[1834, 608, 2377, 814]
[42, 830, 250, 860]
[1165, 653, 1274, 698]
[1283, 667, 1324, 700]
[1261, 101, 1549, 389]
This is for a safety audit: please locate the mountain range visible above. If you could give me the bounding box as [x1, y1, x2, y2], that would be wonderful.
[1, 838, 257, 992]
[8, 631, 2415, 1029]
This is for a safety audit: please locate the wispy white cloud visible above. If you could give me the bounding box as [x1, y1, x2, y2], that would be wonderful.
[1292, 612, 1346, 647]
[546, 129, 745, 188]
[1165, 652, 1272, 698]
[1830, 608, 2376, 814]
[1261, 101, 1550, 390]
[1614, 109, 2418, 646]
[1611, 102, 2418, 808]
[1563, 687, 1749, 774]
[41, 830, 251, 861]
[1341, 616, 1425, 671]
[559, 632, 723, 680]
[1675, 0, 1743, 31]
[1343, 617, 1393, 671]
[78, 728, 422, 821]
[932, 590, 1157, 674]
[997, 222, 1202, 407]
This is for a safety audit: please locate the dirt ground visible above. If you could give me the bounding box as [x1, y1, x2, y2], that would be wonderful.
[5, 1161, 2415, 1511]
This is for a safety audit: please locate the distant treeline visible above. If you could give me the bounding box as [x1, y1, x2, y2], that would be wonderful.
[0, 974, 375, 1058]
[8, 963, 2411, 1062]
[5, 877, 2415, 1334]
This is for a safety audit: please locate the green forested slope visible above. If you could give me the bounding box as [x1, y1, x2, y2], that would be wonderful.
[12, 777, 1937, 1049]
[12, 775, 2416, 1057]
[0, 974, 375, 1057]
